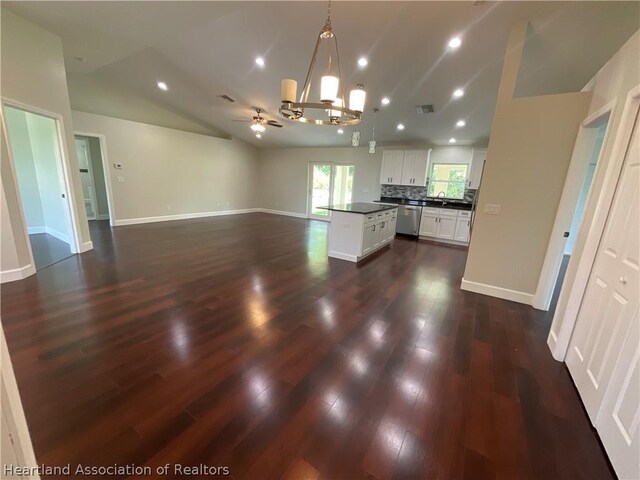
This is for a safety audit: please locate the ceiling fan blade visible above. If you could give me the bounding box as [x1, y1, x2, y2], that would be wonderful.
[232, 119, 252, 122]
[267, 120, 283, 128]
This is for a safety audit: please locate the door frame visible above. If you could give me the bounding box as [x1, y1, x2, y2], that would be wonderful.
[548, 84, 640, 361]
[74, 131, 116, 225]
[307, 162, 355, 221]
[1, 98, 82, 256]
[74, 136, 98, 220]
[533, 100, 616, 311]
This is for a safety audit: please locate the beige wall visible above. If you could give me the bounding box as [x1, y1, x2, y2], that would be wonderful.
[1, 9, 90, 271]
[463, 22, 592, 297]
[258, 147, 383, 215]
[71, 111, 259, 223]
[550, 31, 640, 341]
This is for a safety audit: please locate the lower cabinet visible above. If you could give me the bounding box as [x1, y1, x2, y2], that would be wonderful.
[420, 208, 471, 244]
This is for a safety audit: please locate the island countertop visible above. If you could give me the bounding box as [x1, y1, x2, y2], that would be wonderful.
[319, 202, 398, 214]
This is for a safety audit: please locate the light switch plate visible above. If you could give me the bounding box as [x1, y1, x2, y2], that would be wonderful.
[483, 204, 501, 215]
[116, 176, 124, 183]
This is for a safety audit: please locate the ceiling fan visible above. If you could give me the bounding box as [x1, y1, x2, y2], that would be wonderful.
[233, 107, 283, 137]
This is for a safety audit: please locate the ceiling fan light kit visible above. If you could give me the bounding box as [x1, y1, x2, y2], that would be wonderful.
[280, 0, 366, 126]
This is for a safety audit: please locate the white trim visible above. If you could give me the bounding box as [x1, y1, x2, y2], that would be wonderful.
[258, 208, 309, 219]
[0, 264, 36, 283]
[73, 135, 99, 220]
[112, 208, 260, 226]
[533, 99, 617, 310]
[418, 236, 469, 247]
[461, 278, 534, 305]
[328, 251, 359, 262]
[79, 241, 93, 253]
[74, 131, 116, 226]
[27, 226, 45, 234]
[26, 226, 70, 244]
[549, 84, 640, 361]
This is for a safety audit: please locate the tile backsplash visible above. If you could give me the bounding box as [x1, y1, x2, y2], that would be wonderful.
[381, 184, 477, 203]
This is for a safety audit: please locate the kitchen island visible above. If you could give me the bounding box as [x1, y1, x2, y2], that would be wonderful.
[320, 203, 398, 262]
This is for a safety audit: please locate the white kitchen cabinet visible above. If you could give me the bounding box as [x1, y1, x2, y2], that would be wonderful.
[328, 207, 398, 262]
[381, 151, 405, 185]
[419, 210, 438, 237]
[454, 216, 471, 242]
[400, 150, 429, 186]
[468, 148, 487, 189]
[436, 216, 456, 240]
[420, 208, 470, 245]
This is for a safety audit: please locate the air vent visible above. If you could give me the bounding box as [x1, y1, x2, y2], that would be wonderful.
[217, 94, 236, 103]
[415, 104, 435, 114]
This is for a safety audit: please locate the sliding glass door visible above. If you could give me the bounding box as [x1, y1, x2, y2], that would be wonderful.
[308, 163, 355, 220]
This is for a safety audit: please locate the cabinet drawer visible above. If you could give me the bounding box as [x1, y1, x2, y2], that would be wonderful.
[383, 210, 391, 217]
[364, 214, 376, 225]
[458, 211, 471, 218]
[422, 207, 439, 215]
[438, 209, 459, 217]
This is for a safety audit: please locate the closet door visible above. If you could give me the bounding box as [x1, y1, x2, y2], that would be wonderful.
[566, 111, 639, 479]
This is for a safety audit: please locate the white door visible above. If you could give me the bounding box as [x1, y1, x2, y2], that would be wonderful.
[469, 148, 486, 189]
[413, 150, 429, 187]
[362, 224, 375, 255]
[566, 111, 639, 479]
[436, 216, 456, 240]
[400, 152, 416, 186]
[419, 213, 438, 237]
[454, 217, 470, 242]
[74, 138, 97, 220]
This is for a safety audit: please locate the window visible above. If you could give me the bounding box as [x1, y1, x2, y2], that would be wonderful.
[428, 163, 468, 199]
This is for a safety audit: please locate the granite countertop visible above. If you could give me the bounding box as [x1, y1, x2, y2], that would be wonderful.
[375, 196, 473, 211]
[319, 202, 399, 214]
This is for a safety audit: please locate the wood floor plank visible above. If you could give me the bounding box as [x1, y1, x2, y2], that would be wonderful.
[0, 215, 614, 479]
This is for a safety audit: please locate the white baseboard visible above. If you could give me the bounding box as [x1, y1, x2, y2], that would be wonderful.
[27, 226, 70, 244]
[79, 241, 94, 253]
[257, 208, 309, 219]
[460, 277, 534, 305]
[112, 208, 260, 227]
[1, 264, 36, 283]
[328, 251, 358, 262]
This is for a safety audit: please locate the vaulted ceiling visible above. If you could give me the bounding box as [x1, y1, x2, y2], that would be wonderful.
[5, 1, 639, 148]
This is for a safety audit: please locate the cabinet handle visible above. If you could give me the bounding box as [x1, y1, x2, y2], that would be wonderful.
[373, 225, 376, 231]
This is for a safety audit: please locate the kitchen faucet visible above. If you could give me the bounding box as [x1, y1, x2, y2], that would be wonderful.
[436, 191, 446, 205]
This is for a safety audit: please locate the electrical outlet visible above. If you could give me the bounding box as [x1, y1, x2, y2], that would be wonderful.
[483, 204, 501, 215]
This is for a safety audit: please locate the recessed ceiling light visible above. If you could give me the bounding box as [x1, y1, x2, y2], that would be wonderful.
[255, 57, 265, 67]
[456, 120, 466, 127]
[381, 97, 390, 105]
[157, 81, 168, 91]
[74, 56, 88, 63]
[449, 137, 456, 143]
[452, 88, 464, 99]
[397, 124, 405, 131]
[337, 129, 344, 134]
[358, 57, 368, 67]
[448, 36, 462, 49]
[256, 133, 262, 139]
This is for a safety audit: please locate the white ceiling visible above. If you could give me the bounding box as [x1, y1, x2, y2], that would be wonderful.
[5, 1, 639, 148]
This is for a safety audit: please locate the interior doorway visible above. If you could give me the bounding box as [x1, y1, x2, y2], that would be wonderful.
[308, 163, 355, 220]
[546, 118, 609, 315]
[3, 105, 75, 270]
[74, 135, 110, 223]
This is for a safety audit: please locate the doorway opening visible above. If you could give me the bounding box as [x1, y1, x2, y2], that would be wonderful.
[74, 135, 110, 226]
[3, 105, 75, 270]
[546, 114, 610, 314]
[308, 163, 355, 220]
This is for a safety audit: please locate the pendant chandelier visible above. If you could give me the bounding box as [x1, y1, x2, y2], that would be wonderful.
[279, 0, 366, 126]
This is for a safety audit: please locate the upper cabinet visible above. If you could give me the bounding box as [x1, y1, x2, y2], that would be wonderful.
[381, 150, 429, 186]
[380, 150, 405, 185]
[401, 150, 429, 186]
[468, 148, 487, 189]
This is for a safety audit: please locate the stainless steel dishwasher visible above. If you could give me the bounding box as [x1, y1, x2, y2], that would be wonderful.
[396, 205, 422, 236]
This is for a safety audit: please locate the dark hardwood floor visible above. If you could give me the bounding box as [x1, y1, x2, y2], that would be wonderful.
[1, 214, 612, 479]
[28, 232, 73, 271]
